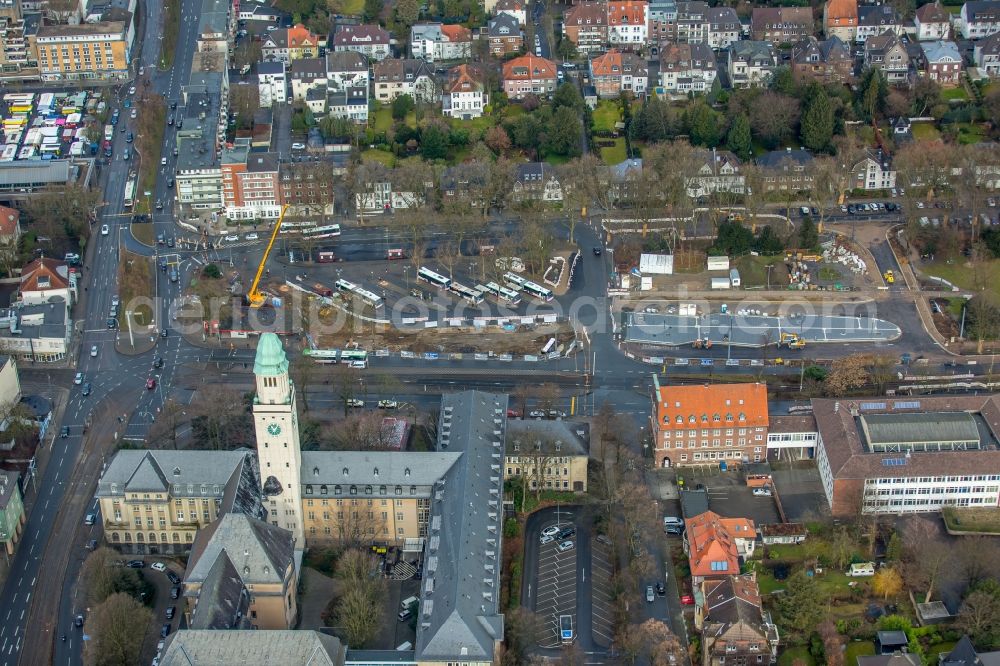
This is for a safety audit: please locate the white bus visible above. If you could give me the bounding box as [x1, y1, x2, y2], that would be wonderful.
[335, 279, 384, 308]
[279, 220, 318, 234]
[480, 282, 522, 306]
[304, 348, 340, 363]
[522, 280, 554, 302]
[302, 224, 341, 239]
[503, 272, 527, 289]
[417, 267, 451, 289]
[541, 338, 557, 354]
[123, 178, 136, 209]
[449, 282, 484, 305]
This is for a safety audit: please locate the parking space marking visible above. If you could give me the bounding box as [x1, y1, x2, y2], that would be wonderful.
[532, 536, 578, 649]
[589, 541, 615, 647]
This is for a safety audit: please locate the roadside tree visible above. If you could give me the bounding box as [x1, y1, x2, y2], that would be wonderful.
[84, 593, 152, 666]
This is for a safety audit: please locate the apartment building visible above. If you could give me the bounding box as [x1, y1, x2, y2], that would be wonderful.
[279, 161, 336, 217]
[442, 63, 487, 120]
[706, 6, 740, 49]
[958, 0, 1000, 39]
[221, 141, 281, 221]
[851, 149, 896, 190]
[494, 0, 527, 25]
[563, 2, 608, 54]
[650, 377, 769, 468]
[371, 58, 436, 103]
[289, 57, 326, 101]
[685, 148, 743, 197]
[675, 1, 709, 43]
[975, 31, 1000, 76]
[751, 7, 814, 44]
[261, 23, 320, 63]
[0, 0, 34, 75]
[96, 450, 262, 554]
[915, 0, 951, 40]
[606, 0, 649, 49]
[34, 13, 133, 81]
[503, 54, 558, 99]
[823, 0, 858, 42]
[589, 49, 649, 98]
[856, 4, 904, 43]
[257, 61, 286, 107]
[0, 471, 24, 557]
[658, 42, 716, 95]
[812, 395, 1000, 516]
[756, 147, 815, 192]
[487, 13, 523, 56]
[331, 24, 390, 61]
[864, 30, 910, 84]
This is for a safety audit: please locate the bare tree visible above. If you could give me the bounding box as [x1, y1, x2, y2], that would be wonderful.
[334, 549, 387, 647]
[146, 399, 186, 449]
[84, 593, 152, 666]
[903, 518, 951, 603]
[957, 589, 1000, 644]
[330, 498, 388, 545]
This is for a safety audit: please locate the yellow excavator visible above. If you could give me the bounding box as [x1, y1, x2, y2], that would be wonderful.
[247, 204, 289, 308]
[778, 332, 805, 349]
[883, 269, 895, 284]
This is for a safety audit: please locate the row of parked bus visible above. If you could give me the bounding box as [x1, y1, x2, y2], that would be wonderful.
[416, 267, 553, 304]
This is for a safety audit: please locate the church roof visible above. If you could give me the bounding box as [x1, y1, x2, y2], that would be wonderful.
[254, 333, 289, 376]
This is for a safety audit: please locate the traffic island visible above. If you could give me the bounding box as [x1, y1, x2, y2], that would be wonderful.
[116, 249, 157, 355]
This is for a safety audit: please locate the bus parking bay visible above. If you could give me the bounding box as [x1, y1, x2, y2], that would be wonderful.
[534, 536, 577, 649]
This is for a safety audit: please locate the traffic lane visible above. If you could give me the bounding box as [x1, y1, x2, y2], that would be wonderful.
[53, 496, 103, 666]
[868, 237, 901, 289]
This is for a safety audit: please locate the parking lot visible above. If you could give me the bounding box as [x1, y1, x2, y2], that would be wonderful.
[589, 537, 614, 648]
[533, 524, 578, 649]
[772, 465, 829, 522]
[679, 468, 782, 526]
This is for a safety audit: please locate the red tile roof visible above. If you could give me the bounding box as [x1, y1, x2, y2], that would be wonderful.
[441, 23, 472, 42]
[20, 257, 69, 292]
[655, 383, 769, 430]
[445, 63, 485, 93]
[0, 206, 20, 237]
[503, 54, 558, 81]
[685, 511, 755, 578]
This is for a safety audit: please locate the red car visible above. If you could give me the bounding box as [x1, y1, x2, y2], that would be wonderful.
[506, 409, 522, 418]
[680, 595, 695, 606]
[146, 378, 156, 390]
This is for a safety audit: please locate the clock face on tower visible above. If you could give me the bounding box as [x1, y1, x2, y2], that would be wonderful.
[267, 423, 282, 436]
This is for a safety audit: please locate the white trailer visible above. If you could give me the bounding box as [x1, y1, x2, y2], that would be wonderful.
[707, 256, 730, 272]
[729, 268, 741, 287]
[711, 277, 731, 290]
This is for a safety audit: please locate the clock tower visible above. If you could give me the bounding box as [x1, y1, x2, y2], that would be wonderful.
[252, 333, 304, 548]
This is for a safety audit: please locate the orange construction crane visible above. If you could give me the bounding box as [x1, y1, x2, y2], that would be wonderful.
[247, 204, 289, 308]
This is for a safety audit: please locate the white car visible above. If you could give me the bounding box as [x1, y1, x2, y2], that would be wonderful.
[378, 400, 398, 409]
[646, 585, 655, 602]
[245, 233, 259, 241]
[542, 525, 560, 538]
[540, 534, 555, 545]
[128, 86, 136, 95]
[90, 345, 98, 357]
[557, 540, 574, 552]
[74, 372, 84, 385]
[161, 157, 167, 166]
[346, 399, 365, 408]
[130, 109, 137, 119]
[150, 562, 167, 572]
[112, 296, 120, 307]
[101, 224, 110, 235]
[291, 142, 306, 150]
[224, 234, 239, 242]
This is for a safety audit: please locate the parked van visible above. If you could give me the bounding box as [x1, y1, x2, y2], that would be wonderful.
[396, 642, 413, 651]
[846, 562, 876, 577]
[400, 596, 418, 610]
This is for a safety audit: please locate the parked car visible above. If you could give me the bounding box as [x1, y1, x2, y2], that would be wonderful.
[74, 372, 84, 385]
[291, 142, 306, 150]
[680, 594, 695, 605]
[645, 585, 655, 602]
[245, 233, 259, 241]
[377, 400, 398, 409]
[557, 526, 576, 539]
[557, 540, 574, 552]
[165, 606, 176, 620]
[160, 624, 171, 638]
[540, 534, 555, 545]
[542, 525, 561, 538]
[224, 234, 239, 242]
[166, 571, 181, 585]
[528, 410, 546, 418]
[170, 586, 180, 600]
[126, 560, 144, 568]
[151, 562, 167, 572]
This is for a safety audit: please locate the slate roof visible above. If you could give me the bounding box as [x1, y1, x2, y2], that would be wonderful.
[414, 391, 507, 663]
[187, 512, 295, 588]
[333, 24, 390, 46]
[160, 630, 346, 665]
[703, 574, 765, 626]
[660, 42, 716, 71]
[488, 13, 520, 36]
[858, 655, 922, 666]
[325, 50, 368, 73]
[922, 39, 962, 62]
[916, 1, 949, 23]
[505, 419, 590, 456]
[791, 35, 851, 65]
[940, 634, 1000, 665]
[858, 4, 901, 27]
[189, 554, 251, 629]
[729, 40, 778, 65]
[373, 58, 434, 83]
[756, 148, 814, 169]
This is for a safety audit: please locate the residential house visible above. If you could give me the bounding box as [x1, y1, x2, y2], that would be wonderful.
[685, 148, 743, 197]
[325, 51, 369, 96]
[852, 149, 896, 190]
[262, 24, 320, 64]
[756, 148, 815, 192]
[915, 1, 951, 40]
[589, 49, 649, 98]
[289, 57, 327, 102]
[697, 575, 779, 666]
[650, 377, 769, 468]
[683, 511, 756, 583]
[706, 6, 741, 49]
[810, 395, 1000, 516]
[607, 0, 649, 49]
[257, 61, 287, 107]
[0, 471, 24, 558]
[512, 162, 564, 202]
[371, 58, 437, 103]
[439, 165, 488, 207]
[0, 299, 72, 362]
[974, 31, 1000, 76]
[0, 206, 21, 259]
[751, 7, 814, 45]
[856, 5, 904, 43]
[442, 64, 488, 119]
[759, 523, 808, 544]
[183, 512, 297, 630]
[504, 419, 590, 492]
[937, 635, 1000, 665]
[921, 39, 963, 85]
[503, 54, 559, 99]
[606, 158, 645, 205]
[659, 42, 717, 94]
[824, 0, 858, 42]
[158, 631, 345, 665]
[487, 13, 523, 56]
[791, 35, 854, 84]
[326, 87, 369, 124]
[958, 0, 1000, 39]
[865, 30, 911, 83]
[727, 40, 779, 88]
[409, 23, 472, 61]
[563, 2, 608, 54]
[675, 1, 709, 44]
[95, 449, 262, 553]
[331, 24, 391, 62]
[648, 0, 678, 42]
[34, 14, 134, 81]
[494, 0, 527, 25]
[18, 257, 74, 305]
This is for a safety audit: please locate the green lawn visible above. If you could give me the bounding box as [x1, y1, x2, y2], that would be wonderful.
[954, 122, 987, 144]
[371, 107, 393, 133]
[599, 137, 627, 165]
[928, 642, 958, 661]
[130, 223, 154, 246]
[943, 507, 1000, 533]
[592, 100, 620, 133]
[911, 123, 941, 141]
[340, 0, 363, 14]
[361, 149, 396, 167]
[845, 641, 876, 664]
[942, 87, 969, 101]
[735, 255, 783, 288]
[449, 114, 494, 133]
[923, 258, 1000, 296]
[778, 647, 815, 666]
